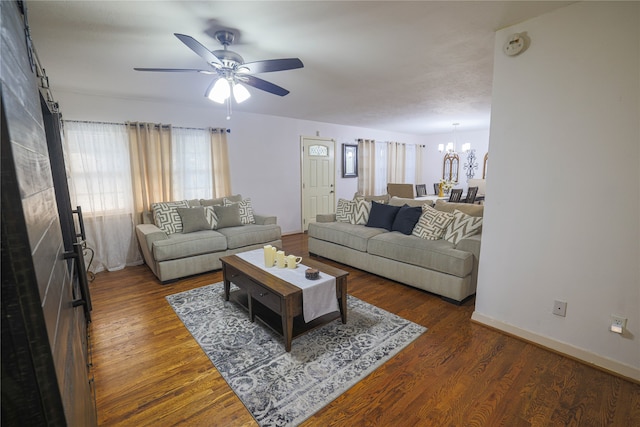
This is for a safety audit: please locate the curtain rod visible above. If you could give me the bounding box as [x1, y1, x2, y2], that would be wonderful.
[66, 119, 123, 126]
[65, 120, 230, 132]
[356, 139, 424, 147]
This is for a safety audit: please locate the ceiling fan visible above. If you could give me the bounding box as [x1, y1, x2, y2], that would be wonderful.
[134, 30, 304, 105]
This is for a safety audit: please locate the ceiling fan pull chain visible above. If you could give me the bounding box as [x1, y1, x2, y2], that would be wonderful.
[226, 98, 232, 121]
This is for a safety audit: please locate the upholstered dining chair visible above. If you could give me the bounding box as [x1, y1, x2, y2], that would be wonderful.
[387, 183, 414, 199]
[415, 184, 427, 197]
[448, 188, 463, 202]
[465, 186, 479, 204]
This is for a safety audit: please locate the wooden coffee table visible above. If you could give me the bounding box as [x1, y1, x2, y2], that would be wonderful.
[221, 254, 348, 352]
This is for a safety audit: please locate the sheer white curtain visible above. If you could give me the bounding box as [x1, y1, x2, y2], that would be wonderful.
[64, 121, 142, 273]
[375, 142, 388, 195]
[413, 144, 425, 184]
[404, 144, 416, 183]
[172, 127, 212, 200]
[172, 127, 231, 200]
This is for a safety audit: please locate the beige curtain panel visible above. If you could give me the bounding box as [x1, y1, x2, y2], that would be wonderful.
[127, 122, 173, 224]
[387, 141, 406, 184]
[414, 144, 425, 184]
[357, 139, 376, 196]
[210, 127, 232, 198]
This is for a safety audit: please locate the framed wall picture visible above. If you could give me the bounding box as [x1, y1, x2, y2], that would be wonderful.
[342, 144, 358, 178]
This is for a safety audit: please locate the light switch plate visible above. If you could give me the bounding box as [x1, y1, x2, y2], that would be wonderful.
[611, 315, 627, 334]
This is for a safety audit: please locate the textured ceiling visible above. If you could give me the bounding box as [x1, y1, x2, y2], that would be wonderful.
[26, 1, 571, 134]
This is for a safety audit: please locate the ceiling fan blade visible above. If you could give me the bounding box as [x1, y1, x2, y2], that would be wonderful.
[241, 75, 290, 96]
[134, 67, 215, 74]
[238, 58, 304, 74]
[174, 33, 223, 66]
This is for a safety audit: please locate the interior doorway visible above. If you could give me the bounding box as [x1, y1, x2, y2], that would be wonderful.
[301, 136, 335, 231]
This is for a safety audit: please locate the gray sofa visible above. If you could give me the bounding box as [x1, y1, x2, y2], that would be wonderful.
[308, 197, 482, 303]
[136, 195, 281, 283]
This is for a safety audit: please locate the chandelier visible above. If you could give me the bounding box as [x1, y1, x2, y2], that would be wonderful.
[438, 123, 471, 153]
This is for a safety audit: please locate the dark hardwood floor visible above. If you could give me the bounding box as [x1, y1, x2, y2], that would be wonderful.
[90, 233, 639, 426]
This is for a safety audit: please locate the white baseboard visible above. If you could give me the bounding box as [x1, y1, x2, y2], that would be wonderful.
[471, 312, 640, 383]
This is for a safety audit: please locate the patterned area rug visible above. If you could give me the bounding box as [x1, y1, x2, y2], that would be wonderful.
[166, 282, 426, 426]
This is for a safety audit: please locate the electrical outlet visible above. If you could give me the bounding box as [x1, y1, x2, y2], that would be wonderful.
[553, 300, 567, 317]
[610, 315, 627, 334]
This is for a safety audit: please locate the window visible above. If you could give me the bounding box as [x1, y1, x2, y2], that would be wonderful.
[309, 144, 328, 156]
[66, 123, 218, 211]
[65, 121, 132, 214]
[172, 127, 212, 200]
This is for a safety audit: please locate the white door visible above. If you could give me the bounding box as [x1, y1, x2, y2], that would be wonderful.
[301, 136, 335, 231]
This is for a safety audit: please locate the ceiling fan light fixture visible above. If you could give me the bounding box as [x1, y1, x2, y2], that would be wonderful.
[207, 78, 230, 103]
[233, 83, 251, 103]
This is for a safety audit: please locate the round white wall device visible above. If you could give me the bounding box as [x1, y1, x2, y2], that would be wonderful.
[503, 33, 526, 56]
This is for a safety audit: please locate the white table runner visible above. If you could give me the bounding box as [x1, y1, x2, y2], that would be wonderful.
[236, 249, 339, 322]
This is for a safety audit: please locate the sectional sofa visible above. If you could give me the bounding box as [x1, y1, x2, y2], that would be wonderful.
[136, 194, 281, 283]
[308, 196, 483, 303]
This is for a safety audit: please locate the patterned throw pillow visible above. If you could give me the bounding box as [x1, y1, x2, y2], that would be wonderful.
[152, 200, 190, 234]
[203, 206, 218, 229]
[352, 197, 372, 225]
[336, 198, 356, 223]
[443, 209, 483, 245]
[412, 205, 455, 240]
[223, 198, 255, 224]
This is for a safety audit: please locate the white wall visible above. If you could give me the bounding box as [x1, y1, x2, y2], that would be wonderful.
[473, 2, 639, 380]
[56, 91, 426, 234]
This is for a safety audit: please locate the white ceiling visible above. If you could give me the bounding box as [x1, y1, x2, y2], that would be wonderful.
[26, 1, 571, 135]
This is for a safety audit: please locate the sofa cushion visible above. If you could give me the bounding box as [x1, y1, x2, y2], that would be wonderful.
[217, 224, 281, 250]
[434, 199, 484, 217]
[200, 194, 242, 206]
[366, 201, 401, 231]
[368, 232, 473, 277]
[213, 204, 243, 228]
[412, 205, 455, 240]
[224, 198, 255, 224]
[336, 198, 356, 223]
[152, 200, 190, 234]
[153, 230, 227, 261]
[443, 209, 483, 245]
[177, 207, 212, 233]
[308, 221, 387, 252]
[391, 205, 422, 235]
[389, 196, 431, 208]
[354, 193, 389, 204]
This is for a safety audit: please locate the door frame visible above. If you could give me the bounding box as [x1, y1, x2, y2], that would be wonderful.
[300, 135, 336, 232]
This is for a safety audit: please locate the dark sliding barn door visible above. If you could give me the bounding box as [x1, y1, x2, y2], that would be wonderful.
[1, 1, 97, 425]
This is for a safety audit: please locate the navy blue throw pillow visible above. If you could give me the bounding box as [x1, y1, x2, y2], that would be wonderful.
[365, 201, 401, 231]
[392, 204, 423, 235]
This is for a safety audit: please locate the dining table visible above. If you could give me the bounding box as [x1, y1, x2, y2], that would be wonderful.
[415, 195, 449, 203]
